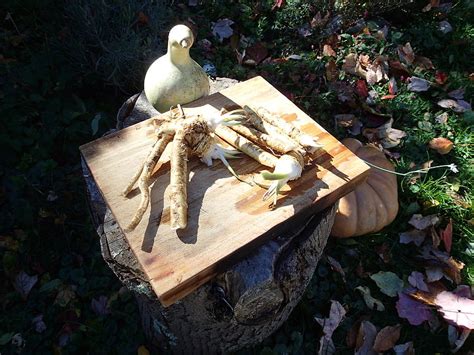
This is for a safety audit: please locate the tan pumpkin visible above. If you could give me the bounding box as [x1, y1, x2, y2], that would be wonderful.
[331, 138, 399, 238]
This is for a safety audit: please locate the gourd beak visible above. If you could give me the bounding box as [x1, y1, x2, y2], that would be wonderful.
[179, 38, 192, 48]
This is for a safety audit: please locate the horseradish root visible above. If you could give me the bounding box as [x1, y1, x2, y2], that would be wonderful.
[170, 129, 189, 230]
[215, 125, 279, 168]
[256, 107, 322, 153]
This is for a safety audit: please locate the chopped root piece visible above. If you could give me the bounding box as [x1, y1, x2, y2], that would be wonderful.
[262, 150, 304, 206]
[256, 107, 322, 153]
[124, 132, 174, 232]
[215, 126, 278, 168]
[170, 129, 189, 230]
[230, 124, 298, 154]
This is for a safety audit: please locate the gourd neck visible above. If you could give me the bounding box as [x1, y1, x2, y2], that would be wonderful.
[167, 45, 192, 66]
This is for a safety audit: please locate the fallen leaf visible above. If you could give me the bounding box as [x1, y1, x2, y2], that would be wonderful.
[454, 285, 472, 298]
[408, 77, 430, 92]
[393, 341, 415, 355]
[408, 271, 429, 292]
[355, 79, 369, 98]
[440, 218, 453, 253]
[435, 112, 449, 124]
[389, 77, 398, 95]
[419, 245, 464, 284]
[323, 44, 336, 57]
[389, 60, 410, 78]
[342, 53, 366, 78]
[14, 271, 38, 300]
[137, 11, 149, 25]
[366, 64, 383, 85]
[399, 229, 426, 246]
[245, 42, 268, 65]
[32, 315, 46, 333]
[435, 291, 474, 329]
[211, 19, 234, 42]
[358, 54, 371, 69]
[311, 11, 331, 29]
[91, 295, 110, 316]
[373, 325, 401, 352]
[448, 325, 471, 353]
[363, 118, 406, 148]
[334, 114, 357, 128]
[138, 345, 151, 355]
[370, 271, 404, 297]
[435, 71, 448, 85]
[326, 59, 339, 82]
[326, 255, 346, 282]
[428, 137, 454, 154]
[318, 336, 336, 355]
[329, 81, 355, 103]
[425, 267, 443, 282]
[381, 94, 397, 100]
[409, 214, 439, 230]
[397, 43, 415, 65]
[414, 56, 435, 70]
[315, 300, 346, 354]
[438, 99, 471, 113]
[55, 285, 76, 307]
[315, 300, 346, 337]
[448, 88, 465, 100]
[298, 24, 312, 38]
[356, 286, 385, 311]
[396, 292, 432, 325]
[355, 321, 377, 355]
[375, 243, 391, 263]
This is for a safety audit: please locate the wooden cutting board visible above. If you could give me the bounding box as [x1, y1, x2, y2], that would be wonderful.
[80, 76, 370, 306]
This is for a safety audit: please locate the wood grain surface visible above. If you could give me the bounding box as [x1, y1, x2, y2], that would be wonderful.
[80, 76, 370, 306]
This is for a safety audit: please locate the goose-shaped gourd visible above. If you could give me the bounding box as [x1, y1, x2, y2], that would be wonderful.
[144, 24, 210, 112]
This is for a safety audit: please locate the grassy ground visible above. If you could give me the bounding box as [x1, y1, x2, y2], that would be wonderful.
[0, 0, 472, 354]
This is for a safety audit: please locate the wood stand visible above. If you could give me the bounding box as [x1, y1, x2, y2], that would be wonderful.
[82, 78, 336, 354]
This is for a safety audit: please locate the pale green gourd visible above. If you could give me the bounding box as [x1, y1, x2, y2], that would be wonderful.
[144, 24, 210, 112]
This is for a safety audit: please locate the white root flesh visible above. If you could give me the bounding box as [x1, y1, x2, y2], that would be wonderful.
[256, 107, 322, 153]
[215, 125, 279, 168]
[170, 129, 188, 230]
[230, 124, 298, 154]
[262, 151, 304, 207]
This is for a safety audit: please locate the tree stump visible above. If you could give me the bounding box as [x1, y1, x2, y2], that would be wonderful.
[81, 78, 336, 354]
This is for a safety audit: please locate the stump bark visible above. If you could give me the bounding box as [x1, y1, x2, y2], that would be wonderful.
[82, 78, 336, 354]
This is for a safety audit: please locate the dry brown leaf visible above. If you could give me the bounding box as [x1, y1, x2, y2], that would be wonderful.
[323, 44, 336, 57]
[415, 55, 435, 70]
[397, 42, 415, 65]
[373, 325, 401, 352]
[342, 53, 367, 78]
[428, 137, 454, 154]
[355, 321, 377, 355]
[326, 59, 339, 82]
[358, 54, 371, 69]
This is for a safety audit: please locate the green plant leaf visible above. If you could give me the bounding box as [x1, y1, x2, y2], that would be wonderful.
[370, 271, 404, 297]
[91, 113, 103, 136]
[0, 332, 14, 346]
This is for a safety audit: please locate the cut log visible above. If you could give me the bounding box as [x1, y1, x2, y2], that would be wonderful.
[81, 77, 336, 353]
